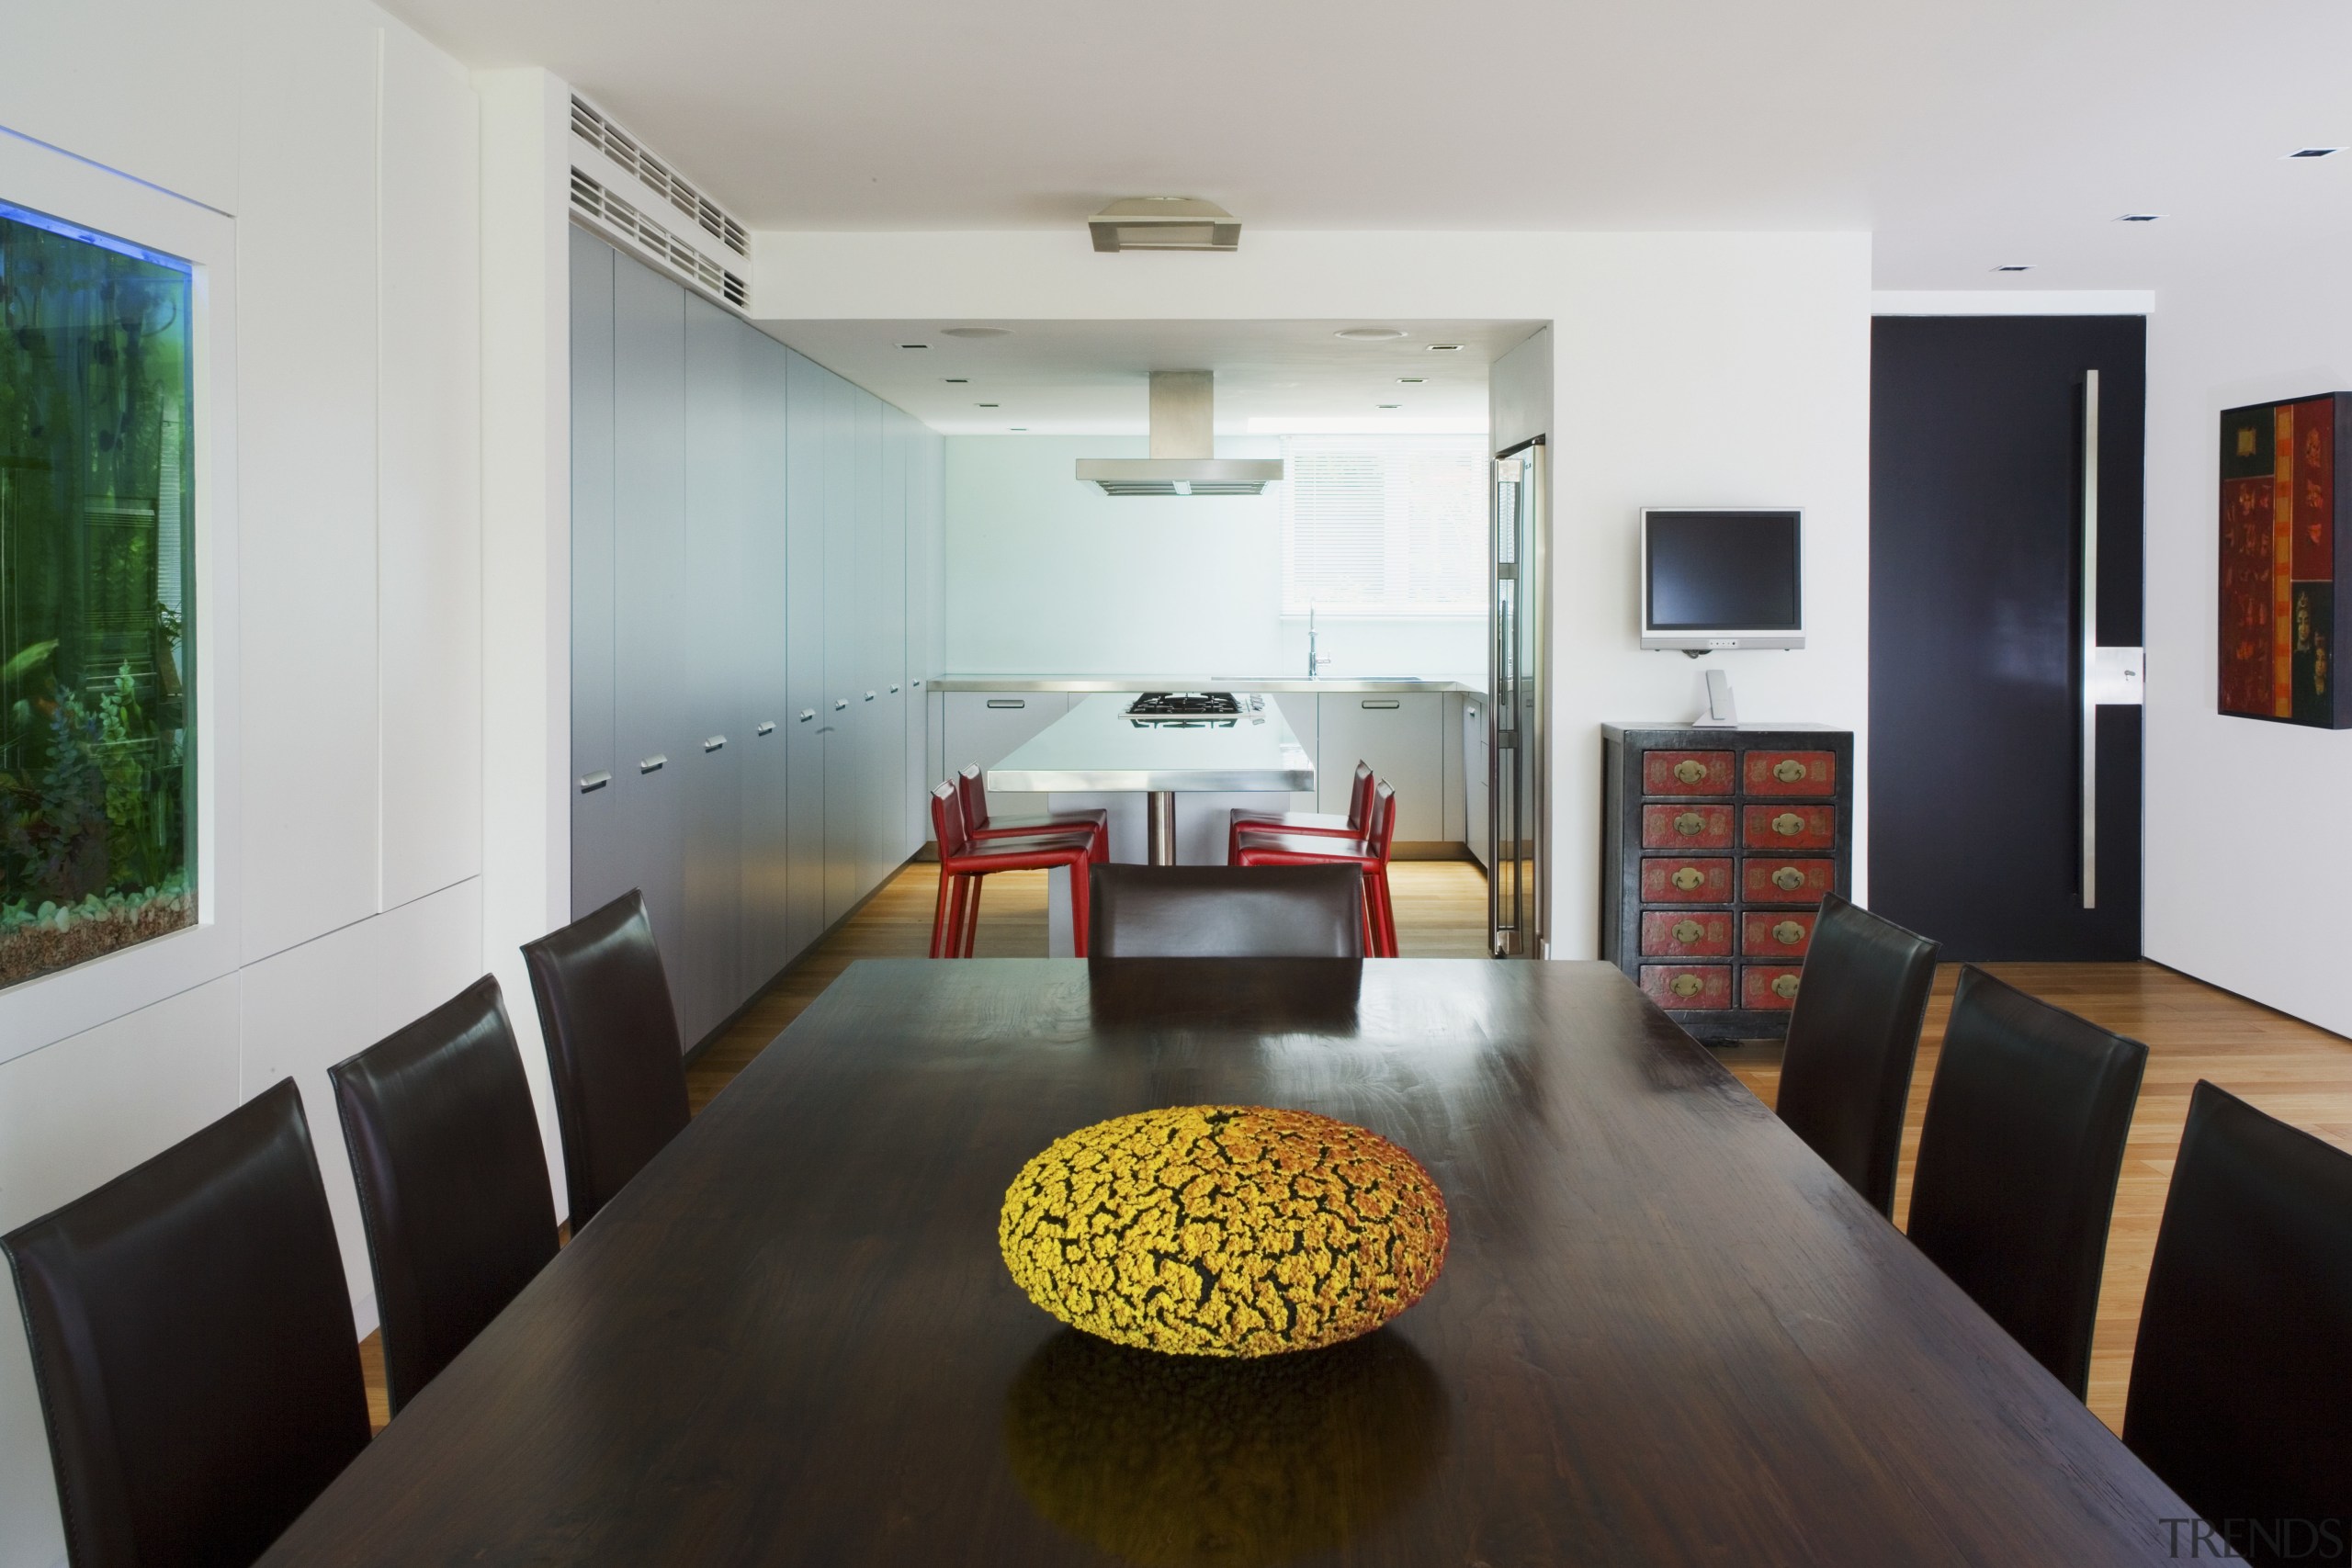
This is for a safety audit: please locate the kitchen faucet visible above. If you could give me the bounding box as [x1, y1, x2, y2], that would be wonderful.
[1306, 608, 1321, 678]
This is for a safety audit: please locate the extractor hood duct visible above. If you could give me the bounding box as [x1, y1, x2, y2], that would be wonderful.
[1076, 370, 1285, 497]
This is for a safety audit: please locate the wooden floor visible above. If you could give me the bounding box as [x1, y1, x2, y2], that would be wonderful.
[360, 858, 2352, 1442]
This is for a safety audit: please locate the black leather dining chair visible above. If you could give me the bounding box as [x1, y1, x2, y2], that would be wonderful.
[1088, 863, 1365, 958]
[1771, 892, 1940, 1217]
[1, 1078, 370, 1568]
[521, 889, 693, 1231]
[2123, 1080, 2352, 1565]
[331, 976, 560, 1416]
[1905, 966, 2146, 1397]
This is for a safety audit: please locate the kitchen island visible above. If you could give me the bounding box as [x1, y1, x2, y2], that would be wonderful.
[989, 693, 1315, 954]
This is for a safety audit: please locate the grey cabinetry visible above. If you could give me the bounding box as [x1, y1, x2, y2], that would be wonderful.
[784, 350, 830, 958]
[568, 231, 625, 916]
[680, 296, 746, 1044]
[869, 405, 909, 875]
[821, 374, 860, 924]
[1317, 694, 1443, 842]
[739, 333, 792, 989]
[610, 247, 688, 1037]
[904, 427, 940, 847]
[942, 693, 1069, 818]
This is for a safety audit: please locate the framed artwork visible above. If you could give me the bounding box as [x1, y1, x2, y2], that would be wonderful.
[2220, 394, 2349, 728]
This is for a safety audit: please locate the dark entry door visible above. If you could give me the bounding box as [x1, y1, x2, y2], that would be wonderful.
[1870, 316, 2144, 961]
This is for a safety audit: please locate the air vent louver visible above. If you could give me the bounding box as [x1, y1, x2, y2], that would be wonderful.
[568, 96, 752, 314]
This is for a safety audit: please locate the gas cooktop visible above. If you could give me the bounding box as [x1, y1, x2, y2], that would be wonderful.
[1125, 691, 1254, 724]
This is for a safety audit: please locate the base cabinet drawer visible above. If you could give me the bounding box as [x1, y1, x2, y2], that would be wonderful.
[1643, 750, 1734, 795]
[1743, 910, 1815, 957]
[1641, 804, 1734, 850]
[1744, 857, 1837, 905]
[1641, 910, 1734, 957]
[1744, 750, 1838, 796]
[1744, 804, 1836, 851]
[1641, 857, 1733, 903]
[1641, 964, 1733, 1010]
[1317, 693, 1442, 840]
[1742, 965, 1804, 1010]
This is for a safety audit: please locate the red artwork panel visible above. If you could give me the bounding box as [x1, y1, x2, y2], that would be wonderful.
[2221, 394, 2349, 728]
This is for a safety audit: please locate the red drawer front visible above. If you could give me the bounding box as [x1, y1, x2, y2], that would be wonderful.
[1641, 857, 1733, 904]
[1641, 910, 1734, 957]
[1640, 803, 1734, 850]
[1744, 858, 1837, 905]
[1743, 965, 1804, 1010]
[1743, 910, 1816, 957]
[1642, 750, 1734, 796]
[1641, 964, 1733, 1010]
[1744, 750, 1838, 797]
[1744, 804, 1837, 851]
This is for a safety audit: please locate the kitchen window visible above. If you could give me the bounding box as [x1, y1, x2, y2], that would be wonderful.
[1280, 434, 1486, 615]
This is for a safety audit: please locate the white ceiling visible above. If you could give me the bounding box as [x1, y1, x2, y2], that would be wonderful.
[765, 320, 1538, 434]
[390, 0, 2352, 291]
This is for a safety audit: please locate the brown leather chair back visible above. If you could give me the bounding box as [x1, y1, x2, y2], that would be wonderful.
[521, 889, 692, 1231]
[1, 1079, 369, 1568]
[331, 976, 560, 1416]
[2123, 1080, 2352, 1562]
[1905, 966, 2146, 1396]
[1088, 864, 1365, 958]
[1772, 892, 1939, 1216]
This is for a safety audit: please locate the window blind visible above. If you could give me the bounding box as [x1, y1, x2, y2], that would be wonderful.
[1281, 434, 1486, 615]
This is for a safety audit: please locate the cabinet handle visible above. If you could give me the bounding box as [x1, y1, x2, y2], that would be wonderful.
[1674, 811, 1705, 836]
[865, 692, 876, 702]
[1771, 759, 1808, 784]
[798, 709, 816, 723]
[888, 683, 900, 694]
[834, 699, 849, 712]
[1670, 866, 1705, 892]
[1669, 974, 1705, 998]
[987, 698, 1025, 709]
[577, 771, 610, 794]
[912, 679, 923, 689]
[756, 721, 775, 736]
[704, 736, 727, 752]
[1772, 919, 1805, 945]
[1770, 974, 1802, 1000]
[1673, 760, 1708, 784]
[1671, 919, 1703, 944]
[639, 755, 667, 774]
[1770, 812, 1806, 837]
[1361, 699, 1401, 710]
[1770, 866, 1805, 891]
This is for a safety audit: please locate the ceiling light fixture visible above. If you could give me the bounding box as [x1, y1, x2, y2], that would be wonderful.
[943, 326, 1012, 338]
[944, 378, 968, 384]
[1336, 327, 1408, 342]
[1396, 377, 1426, 384]
[2115, 213, 2164, 222]
[899, 343, 929, 349]
[1087, 197, 1241, 253]
[1378, 403, 1401, 410]
[977, 402, 1000, 408]
[1010, 426, 1027, 432]
[2287, 147, 2343, 158]
[1992, 264, 2035, 273]
[1427, 344, 1464, 352]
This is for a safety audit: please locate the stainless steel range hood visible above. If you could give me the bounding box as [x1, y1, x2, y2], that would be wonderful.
[1076, 370, 1284, 497]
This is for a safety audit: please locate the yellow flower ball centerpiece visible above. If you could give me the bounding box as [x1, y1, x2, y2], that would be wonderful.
[999, 1105, 1449, 1358]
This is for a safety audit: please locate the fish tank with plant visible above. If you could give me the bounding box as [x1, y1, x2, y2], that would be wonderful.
[0, 200, 196, 989]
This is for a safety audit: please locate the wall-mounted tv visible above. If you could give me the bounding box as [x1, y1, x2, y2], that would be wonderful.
[1640, 509, 1804, 652]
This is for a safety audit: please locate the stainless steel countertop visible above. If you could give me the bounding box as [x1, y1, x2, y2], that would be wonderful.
[932, 674, 1484, 695]
[989, 694, 1316, 794]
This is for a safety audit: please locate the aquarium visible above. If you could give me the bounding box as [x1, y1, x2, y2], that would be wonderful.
[0, 200, 196, 988]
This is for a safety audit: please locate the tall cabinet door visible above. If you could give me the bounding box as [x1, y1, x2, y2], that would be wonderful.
[785, 351, 830, 956]
[869, 404, 909, 877]
[568, 229, 625, 918]
[903, 424, 938, 851]
[740, 325, 792, 988]
[681, 296, 746, 1043]
[822, 372, 862, 922]
[609, 250, 688, 1041]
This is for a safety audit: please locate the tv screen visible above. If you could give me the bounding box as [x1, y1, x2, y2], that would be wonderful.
[1643, 510, 1804, 649]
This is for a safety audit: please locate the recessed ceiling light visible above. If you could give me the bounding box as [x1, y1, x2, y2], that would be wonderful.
[898, 343, 929, 349]
[944, 378, 968, 384]
[2287, 147, 2343, 158]
[1335, 327, 1408, 342]
[1396, 377, 1426, 384]
[1427, 344, 1464, 352]
[1992, 264, 2035, 273]
[2115, 213, 2164, 222]
[1377, 403, 1402, 410]
[943, 326, 1012, 338]
[1010, 426, 1027, 432]
[977, 402, 1000, 408]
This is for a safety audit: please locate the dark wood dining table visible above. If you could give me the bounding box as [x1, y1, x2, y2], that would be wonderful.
[256, 958, 2189, 1565]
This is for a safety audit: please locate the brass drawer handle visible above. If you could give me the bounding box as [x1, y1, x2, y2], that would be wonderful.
[1770, 974, 1801, 1000]
[1674, 811, 1705, 836]
[1771, 812, 1807, 837]
[1670, 867, 1706, 892]
[1672, 919, 1703, 944]
[1672, 760, 1708, 784]
[1772, 759, 1807, 784]
[1772, 919, 1805, 945]
[1669, 974, 1704, 998]
[1770, 866, 1805, 891]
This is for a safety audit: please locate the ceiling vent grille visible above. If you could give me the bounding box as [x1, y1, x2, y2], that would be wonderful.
[568, 94, 752, 313]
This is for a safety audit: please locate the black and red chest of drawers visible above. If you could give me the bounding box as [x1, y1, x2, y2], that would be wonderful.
[1600, 724, 1853, 1043]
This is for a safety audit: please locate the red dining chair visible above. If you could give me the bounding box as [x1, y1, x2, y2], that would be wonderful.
[956, 765, 1109, 863]
[931, 782, 1095, 958]
[1227, 760, 1375, 864]
[1234, 781, 1398, 956]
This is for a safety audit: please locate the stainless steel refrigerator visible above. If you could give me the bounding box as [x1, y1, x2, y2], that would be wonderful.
[1488, 438, 1549, 957]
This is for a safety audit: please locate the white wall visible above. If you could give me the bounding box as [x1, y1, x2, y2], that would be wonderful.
[763, 230, 1874, 956]
[2143, 254, 2352, 1039]
[0, 6, 488, 1564]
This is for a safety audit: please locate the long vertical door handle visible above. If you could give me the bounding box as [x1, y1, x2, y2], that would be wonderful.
[2080, 368, 2099, 910]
